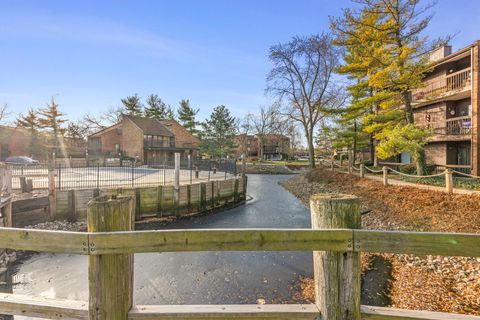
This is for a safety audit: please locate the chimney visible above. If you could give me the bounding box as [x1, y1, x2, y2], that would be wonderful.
[429, 45, 452, 63]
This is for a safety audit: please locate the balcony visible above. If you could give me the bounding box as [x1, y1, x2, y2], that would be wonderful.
[412, 68, 471, 103]
[430, 116, 472, 142]
[446, 116, 472, 135]
[143, 139, 175, 148]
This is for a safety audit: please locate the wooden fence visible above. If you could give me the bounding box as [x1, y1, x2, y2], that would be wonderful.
[54, 176, 246, 221]
[0, 193, 479, 319]
[321, 159, 480, 194]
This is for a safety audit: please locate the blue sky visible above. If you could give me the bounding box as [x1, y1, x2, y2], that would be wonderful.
[1, 0, 479, 124]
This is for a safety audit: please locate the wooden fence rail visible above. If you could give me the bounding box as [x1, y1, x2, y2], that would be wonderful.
[0, 194, 480, 319]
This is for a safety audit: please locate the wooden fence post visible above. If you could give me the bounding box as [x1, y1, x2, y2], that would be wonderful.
[360, 164, 365, 178]
[331, 158, 335, 172]
[48, 162, 56, 220]
[4, 166, 12, 195]
[87, 195, 134, 320]
[382, 166, 388, 186]
[445, 169, 453, 194]
[310, 194, 361, 320]
[348, 165, 352, 175]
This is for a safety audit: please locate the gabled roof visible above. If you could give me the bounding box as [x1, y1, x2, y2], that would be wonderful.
[160, 119, 200, 144]
[88, 123, 122, 138]
[125, 115, 174, 137]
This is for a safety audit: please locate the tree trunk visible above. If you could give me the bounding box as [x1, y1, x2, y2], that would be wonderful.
[259, 138, 264, 161]
[370, 135, 376, 165]
[404, 92, 427, 176]
[307, 129, 316, 169]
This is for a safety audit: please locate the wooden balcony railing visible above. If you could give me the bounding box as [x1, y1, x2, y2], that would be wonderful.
[412, 68, 471, 103]
[143, 139, 175, 148]
[445, 116, 472, 135]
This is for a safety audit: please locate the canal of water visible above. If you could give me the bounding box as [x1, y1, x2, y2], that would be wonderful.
[7, 174, 390, 319]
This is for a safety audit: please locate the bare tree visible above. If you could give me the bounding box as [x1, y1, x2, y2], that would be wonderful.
[267, 33, 344, 168]
[81, 106, 123, 135]
[235, 114, 253, 159]
[250, 105, 280, 161]
[0, 104, 10, 123]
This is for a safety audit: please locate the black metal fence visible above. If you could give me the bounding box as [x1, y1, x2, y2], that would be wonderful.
[9, 159, 237, 191]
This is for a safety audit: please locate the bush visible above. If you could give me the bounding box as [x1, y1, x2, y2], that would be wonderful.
[399, 163, 436, 175]
[363, 160, 374, 167]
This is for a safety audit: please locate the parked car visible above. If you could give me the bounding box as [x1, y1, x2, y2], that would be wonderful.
[4, 156, 39, 166]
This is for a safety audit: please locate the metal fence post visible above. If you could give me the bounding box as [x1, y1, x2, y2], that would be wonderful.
[97, 165, 100, 189]
[189, 155, 192, 184]
[310, 193, 361, 320]
[131, 163, 134, 188]
[57, 163, 62, 190]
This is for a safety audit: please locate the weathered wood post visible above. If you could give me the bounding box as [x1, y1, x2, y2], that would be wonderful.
[348, 164, 352, 175]
[331, 157, 335, 172]
[445, 169, 453, 194]
[382, 166, 388, 186]
[87, 195, 134, 320]
[2, 165, 12, 195]
[48, 160, 56, 220]
[360, 164, 365, 178]
[310, 194, 361, 320]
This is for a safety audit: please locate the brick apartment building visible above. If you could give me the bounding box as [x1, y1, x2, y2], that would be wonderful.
[406, 41, 480, 175]
[0, 125, 86, 161]
[88, 115, 200, 164]
[234, 134, 290, 160]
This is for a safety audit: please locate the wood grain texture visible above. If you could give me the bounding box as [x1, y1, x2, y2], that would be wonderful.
[129, 304, 320, 319]
[354, 230, 480, 257]
[0, 293, 88, 319]
[0, 227, 87, 254]
[361, 305, 480, 320]
[88, 229, 353, 255]
[310, 193, 361, 320]
[87, 195, 134, 320]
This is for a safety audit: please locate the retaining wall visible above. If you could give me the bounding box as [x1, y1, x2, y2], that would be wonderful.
[54, 176, 247, 221]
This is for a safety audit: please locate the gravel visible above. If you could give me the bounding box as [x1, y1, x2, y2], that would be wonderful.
[25, 220, 87, 232]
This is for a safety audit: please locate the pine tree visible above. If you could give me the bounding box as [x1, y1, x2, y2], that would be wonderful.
[200, 105, 236, 158]
[331, 10, 384, 165]
[16, 108, 41, 157]
[165, 105, 176, 120]
[144, 94, 166, 120]
[38, 97, 68, 156]
[121, 94, 143, 116]
[331, 0, 444, 175]
[177, 99, 199, 135]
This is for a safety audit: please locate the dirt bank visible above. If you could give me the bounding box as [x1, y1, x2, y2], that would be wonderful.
[281, 169, 480, 315]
